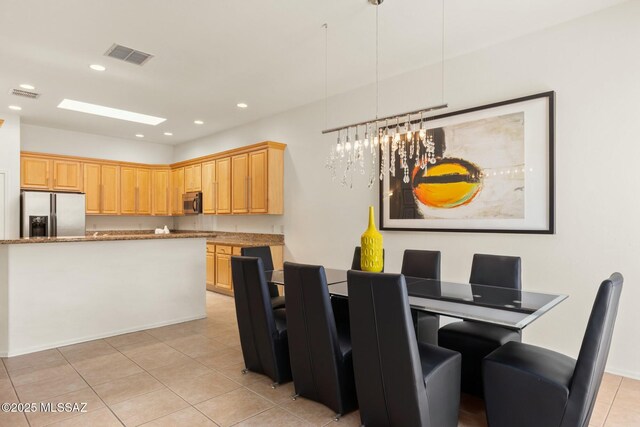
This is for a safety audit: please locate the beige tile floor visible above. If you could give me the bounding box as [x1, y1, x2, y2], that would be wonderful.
[0, 292, 637, 426]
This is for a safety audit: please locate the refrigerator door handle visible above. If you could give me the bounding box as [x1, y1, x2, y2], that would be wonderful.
[50, 193, 57, 237]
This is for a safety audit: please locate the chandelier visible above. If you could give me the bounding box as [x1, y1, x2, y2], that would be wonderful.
[323, 0, 447, 189]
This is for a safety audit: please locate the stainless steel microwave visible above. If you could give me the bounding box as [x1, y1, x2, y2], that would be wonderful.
[183, 192, 202, 215]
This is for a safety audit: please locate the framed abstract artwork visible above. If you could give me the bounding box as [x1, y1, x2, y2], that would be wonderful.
[380, 91, 555, 234]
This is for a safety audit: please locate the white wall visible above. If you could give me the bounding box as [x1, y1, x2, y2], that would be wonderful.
[21, 124, 174, 231]
[174, 1, 640, 378]
[21, 124, 174, 164]
[0, 114, 21, 239]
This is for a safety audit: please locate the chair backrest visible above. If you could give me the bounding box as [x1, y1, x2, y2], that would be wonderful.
[351, 246, 385, 271]
[241, 246, 274, 271]
[470, 253, 522, 290]
[562, 273, 623, 427]
[231, 256, 280, 380]
[348, 270, 430, 426]
[284, 262, 351, 413]
[401, 250, 441, 279]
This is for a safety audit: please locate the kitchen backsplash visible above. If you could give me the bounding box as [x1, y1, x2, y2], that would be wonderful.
[86, 216, 175, 231]
[173, 215, 284, 234]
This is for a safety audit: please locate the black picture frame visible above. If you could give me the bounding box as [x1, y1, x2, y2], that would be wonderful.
[379, 91, 555, 234]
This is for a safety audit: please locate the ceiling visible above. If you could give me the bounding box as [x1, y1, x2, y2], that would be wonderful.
[0, 0, 627, 145]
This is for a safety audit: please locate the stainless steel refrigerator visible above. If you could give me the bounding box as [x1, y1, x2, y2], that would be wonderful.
[21, 191, 86, 238]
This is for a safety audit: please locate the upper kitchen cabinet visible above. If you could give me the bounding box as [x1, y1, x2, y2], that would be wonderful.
[84, 163, 120, 215]
[231, 153, 249, 214]
[249, 150, 268, 214]
[121, 167, 151, 215]
[21, 153, 82, 192]
[216, 157, 232, 214]
[170, 167, 185, 215]
[230, 144, 284, 215]
[202, 161, 216, 214]
[184, 164, 202, 193]
[152, 169, 170, 216]
[19, 141, 285, 216]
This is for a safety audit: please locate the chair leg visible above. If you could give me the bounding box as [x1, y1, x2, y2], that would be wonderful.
[290, 393, 299, 401]
[271, 382, 278, 389]
[333, 413, 342, 422]
[241, 368, 248, 374]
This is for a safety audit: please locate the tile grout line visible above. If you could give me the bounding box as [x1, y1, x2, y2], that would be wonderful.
[601, 378, 623, 426]
[111, 335, 224, 426]
[56, 345, 126, 427]
[2, 353, 33, 427]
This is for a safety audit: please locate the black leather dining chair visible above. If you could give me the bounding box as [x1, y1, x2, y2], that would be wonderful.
[348, 270, 461, 427]
[351, 246, 385, 271]
[231, 256, 291, 386]
[241, 246, 286, 309]
[483, 273, 623, 427]
[283, 262, 358, 419]
[438, 253, 522, 396]
[402, 249, 441, 345]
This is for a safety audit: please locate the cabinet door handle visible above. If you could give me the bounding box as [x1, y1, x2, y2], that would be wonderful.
[248, 176, 251, 211]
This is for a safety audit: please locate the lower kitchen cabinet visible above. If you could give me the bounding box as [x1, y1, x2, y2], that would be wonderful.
[206, 244, 216, 291]
[206, 244, 283, 297]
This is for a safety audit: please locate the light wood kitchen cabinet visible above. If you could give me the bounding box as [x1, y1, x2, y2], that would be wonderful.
[231, 154, 249, 214]
[207, 244, 283, 297]
[202, 161, 216, 214]
[214, 245, 233, 295]
[230, 147, 283, 215]
[121, 167, 151, 215]
[152, 169, 170, 216]
[137, 168, 152, 215]
[84, 163, 120, 215]
[216, 157, 231, 214]
[84, 163, 101, 214]
[170, 167, 185, 215]
[21, 155, 82, 192]
[20, 141, 285, 216]
[21, 156, 50, 189]
[184, 164, 202, 192]
[101, 165, 120, 215]
[249, 150, 268, 213]
[206, 244, 216, 291]
[52, 160, 83, 192]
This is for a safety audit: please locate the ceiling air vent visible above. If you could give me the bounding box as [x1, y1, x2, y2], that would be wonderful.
[104, 44, 154, 66]
[10, 88, 40, 99]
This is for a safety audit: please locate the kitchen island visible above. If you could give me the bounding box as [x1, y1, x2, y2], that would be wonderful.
[0, 232, 210, 356]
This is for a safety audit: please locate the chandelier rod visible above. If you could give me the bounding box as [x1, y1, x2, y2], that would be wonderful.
[321, 103, 448, 135]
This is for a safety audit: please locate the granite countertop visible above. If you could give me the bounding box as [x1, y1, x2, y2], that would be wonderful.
[0, 231, 214, 245]
[0, 230, 285, 246]
[204, 231, 284, 247]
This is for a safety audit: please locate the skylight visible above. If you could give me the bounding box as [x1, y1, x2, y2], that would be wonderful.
[57, 99, 166, 125]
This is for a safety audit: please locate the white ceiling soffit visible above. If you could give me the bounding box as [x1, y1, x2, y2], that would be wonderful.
[0, 0, 628, 145]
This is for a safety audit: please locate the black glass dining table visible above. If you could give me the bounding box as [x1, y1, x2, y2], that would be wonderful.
[265, 268, 567, 330]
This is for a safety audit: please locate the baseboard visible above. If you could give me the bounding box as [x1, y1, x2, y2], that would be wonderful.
[0, 313, 207, 357]
[606, 367, 640, 381]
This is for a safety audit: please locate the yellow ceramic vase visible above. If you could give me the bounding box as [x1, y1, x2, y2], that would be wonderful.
[360, 206, 383, 272]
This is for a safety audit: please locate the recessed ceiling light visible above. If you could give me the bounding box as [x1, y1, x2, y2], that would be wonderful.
[8, 105, 22, 111]
[19, 84, 35, 90]
[89, 64, 106, 71]
[237, 103, 248, 109]
[164, 132, 173, 136]
[194, 120, 204, 125]
[57, 99, 166, 125]
[135, 134, 144, 138]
